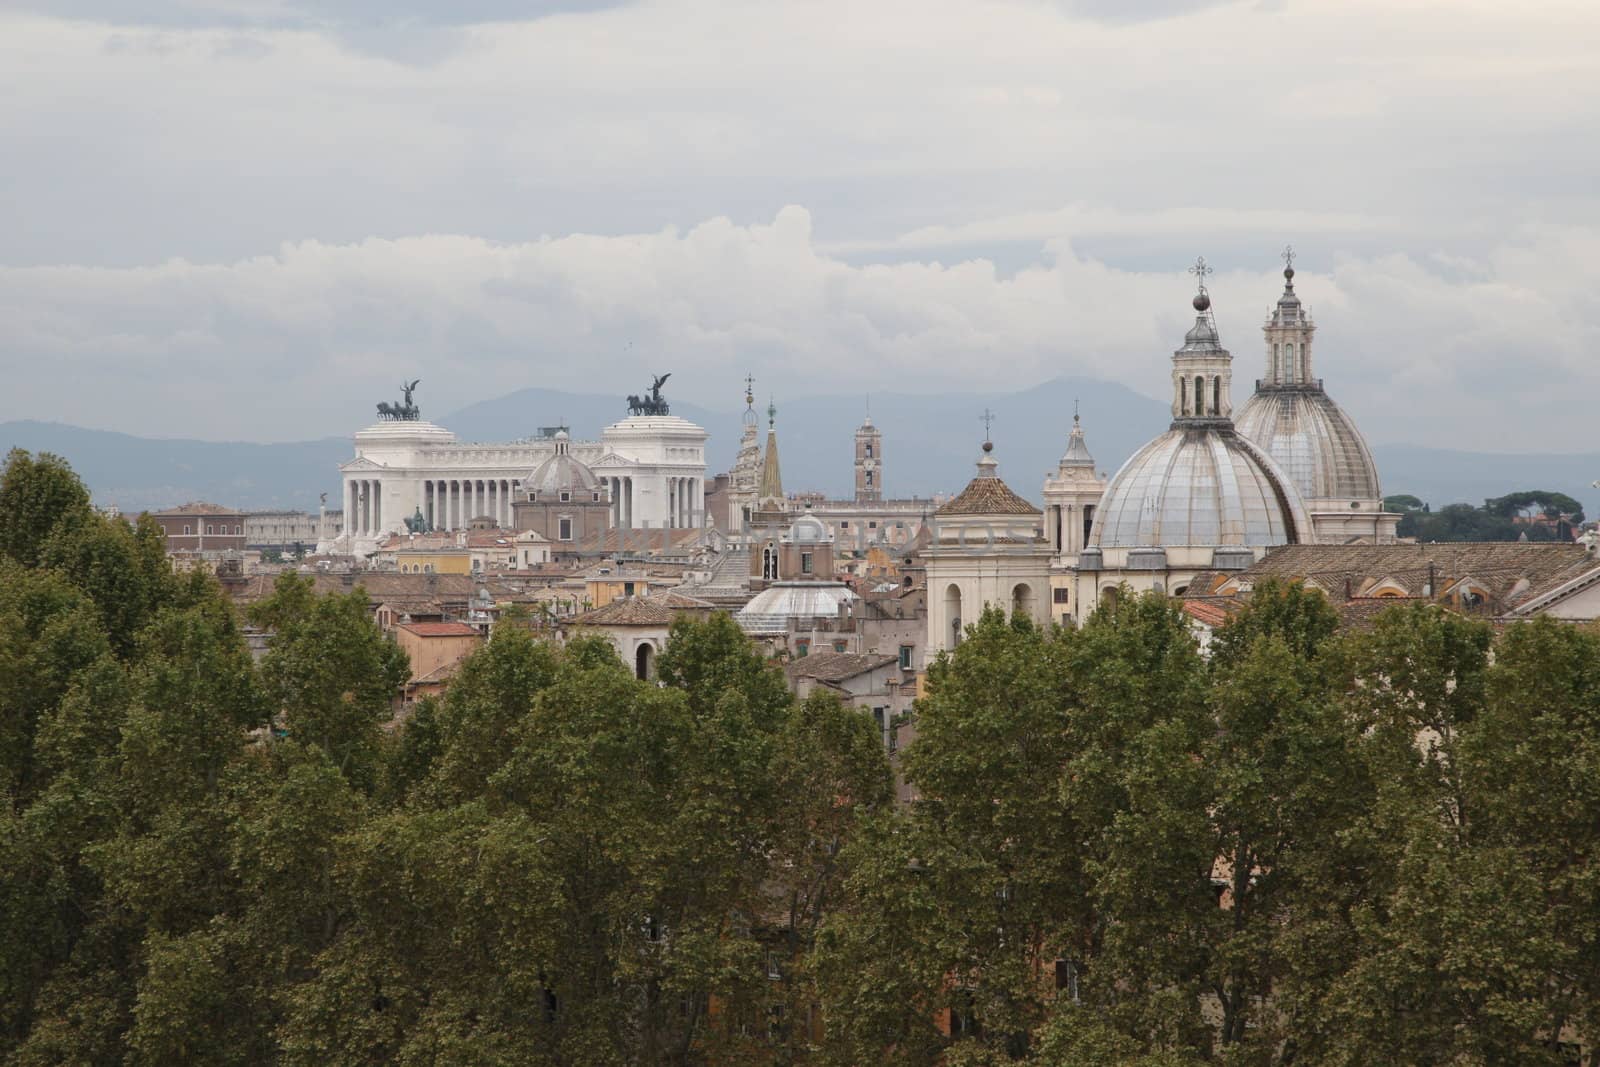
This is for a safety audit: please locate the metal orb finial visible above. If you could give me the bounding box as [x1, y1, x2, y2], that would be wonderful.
[1282, 244, 1296, 281]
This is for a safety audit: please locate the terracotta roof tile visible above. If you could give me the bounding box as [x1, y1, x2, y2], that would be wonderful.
[396, 621, 481, 638]
[573, 597, 677, 626]
[785, 650, 899, 682]
[936, 476, 1041, 518]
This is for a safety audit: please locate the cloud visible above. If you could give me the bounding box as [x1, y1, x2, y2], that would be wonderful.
[2, 207, 1596, 454]
[0, 0, 1595, 456]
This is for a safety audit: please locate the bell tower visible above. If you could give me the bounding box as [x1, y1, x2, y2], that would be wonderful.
[1262, 245, 1316, 386]
[854, 407, 882, 502]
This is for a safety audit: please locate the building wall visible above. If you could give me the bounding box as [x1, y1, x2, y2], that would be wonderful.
[151, 511, 248, 553]
[393, 628, 483, 683]
[924, 546, 1052, 652]
[244, 510, 333, 548]
[511, 495, 611, 552]
[587, 576, 653, 609]
[392, 550, 472, 575]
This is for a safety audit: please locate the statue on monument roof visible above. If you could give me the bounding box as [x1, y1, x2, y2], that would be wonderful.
[626, 373, 672, 416]
[376, 379, 422, 421]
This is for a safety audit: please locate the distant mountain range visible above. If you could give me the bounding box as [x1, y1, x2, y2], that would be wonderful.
[5, 379, 1597, 519]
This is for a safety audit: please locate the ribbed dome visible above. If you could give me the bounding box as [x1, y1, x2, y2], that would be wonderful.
[523, 431, 600, 496]
[1092, 428, 1310, 549]
[1233, 387, 1381, 501]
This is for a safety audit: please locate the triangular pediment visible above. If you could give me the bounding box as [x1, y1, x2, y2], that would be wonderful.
[589, 452, 633, 469]
[341, 456, 387, 472]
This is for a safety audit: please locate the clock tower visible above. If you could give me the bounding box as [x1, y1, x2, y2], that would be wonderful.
[854, 412, 882, 503]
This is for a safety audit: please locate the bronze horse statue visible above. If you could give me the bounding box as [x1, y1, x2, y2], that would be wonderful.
[377, 379, 422, 421]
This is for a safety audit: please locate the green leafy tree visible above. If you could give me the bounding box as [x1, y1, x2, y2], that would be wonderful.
[0, 449, 93, 568]
[254, 574, 409, 791]
[819, 607, 1098, 1064]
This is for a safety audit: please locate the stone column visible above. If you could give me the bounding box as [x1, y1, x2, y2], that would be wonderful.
[373, 480, 382, 534]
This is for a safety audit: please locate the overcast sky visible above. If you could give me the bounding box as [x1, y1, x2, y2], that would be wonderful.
[1, 0, 1596, 450]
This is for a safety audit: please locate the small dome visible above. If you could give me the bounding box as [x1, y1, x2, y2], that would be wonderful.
[1233, 388, 1381, 501]
[524, 432, 601, 497]
[1092, 428, 1310, 548]
[736, 581, 858, 634]
[788, 514, 831, 544]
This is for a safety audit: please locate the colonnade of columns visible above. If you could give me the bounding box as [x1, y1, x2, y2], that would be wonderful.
[604, 476, 634, 529]
[664, 475, 704, 529]
[343, 473, 706, 539]
[347, 479, 382, 535]
[421, 478, 518, 531]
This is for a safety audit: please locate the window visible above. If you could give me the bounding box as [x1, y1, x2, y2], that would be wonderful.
[1053, 587, 1069, 604]
[234, 525, 241, 535]
[950, 990, 979, 1038]
[592, 492, 600, 501]
[833, 641, 847, 653]
[558, 517, 573, 541]
[898, 645, 913, 670]
[182, 525, 191, 535]
[865, 471, 873, 485]
[1194, 376, 1205, 416]
[795, 639, 809, 658]
[1054, 959, 1081, 1003]
[623, 582, 636, 597]
[801, 552, 814, 574]
[206, 525, 214, 535]
[868, 521, 877, 529]
[560, 491, 570, 502]
[841, 520, 849, 529]
[873, 707, 885, 732]
[865, 444, 873, 458]
[1180, 377, 1188, 414]
[1213, 376, 1221, 414]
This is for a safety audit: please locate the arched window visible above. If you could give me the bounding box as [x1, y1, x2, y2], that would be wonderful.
[762, 544, 779, 581]
[944, 583, 963, 647]
[1011, 583, 1036, 619]
[635, 643, 654, 681]
[1274, 342, 1281, 377]
[1180, 377, 1188, 414]
[1194, 376, 1205, 416]
[1212, 376, 1221, 415]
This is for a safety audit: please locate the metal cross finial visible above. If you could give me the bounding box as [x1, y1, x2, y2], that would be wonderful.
[980, 408, 995, 441]
[1074, 397, 1080, 424]
[1282, 245, 1296, 270]
[1188, 256, 1213, 293]
[743, 373, 755, 405]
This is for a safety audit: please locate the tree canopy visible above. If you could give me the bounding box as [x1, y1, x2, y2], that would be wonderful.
[7, 452, 1600, 1064]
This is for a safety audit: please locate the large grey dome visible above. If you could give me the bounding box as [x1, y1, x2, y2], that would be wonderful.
[1092, 427, 1310, 549]
[1235, 257, 1383, 504]
[1233, 387, 1380, 501]
[523, 431, 601, 497]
